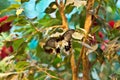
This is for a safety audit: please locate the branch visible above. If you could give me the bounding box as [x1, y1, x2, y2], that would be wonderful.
[76, 0, 95, 80]
[70, 49, 77, 80]
[84, 0, 95, 34]
[55, 0, 68, 30]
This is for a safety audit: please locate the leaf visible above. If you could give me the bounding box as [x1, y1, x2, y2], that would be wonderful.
[7, 15, 17, 22]
[72, 31, 84, 40]
[52, 56, 62, 67]
[14, 16, 28, 26]
[45, 7, 56, 14]
[74, 0, 87, 8]
[65, 0, 74, 6]
[66, 0, 87, 8]
[45, 2, 57, 14]
[16, 42, 27, 55]
[8, 4, 20, 9]
[0, 0, 10, 11]
[91, 26, 100, 33]
[38, 15, 61, 27]
[16, 0, 30, 3]
[65, 4, 75, 14]
[55, 11, 61, 20]
[13, 38, 24, 50]
[0, 56, 14, 72]
[15, 61, 29, 71]
[86, 44, 98, 55]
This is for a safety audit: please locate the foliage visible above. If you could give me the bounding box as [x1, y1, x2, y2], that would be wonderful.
[0, 0, 120, 80]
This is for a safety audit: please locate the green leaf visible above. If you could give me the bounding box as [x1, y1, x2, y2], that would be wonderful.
[38, 15, 61, 27]
[7, 15, 17, 22]
[13, 38, 24, 50]
[52, 56, 62, 67]
[0, 56, 14, 72]
[21, 0, 30, 3]
[65, 4, 74, 14]
[14, 16, 28, 26]
[0, 4, 21, 14]
[45, 2, 57, 14]
[56, 11, 61, 20]
[91, 26, 100, 33]
[0, 0, 10, 11]
[15, 61, 29, 71]
[45, 7, 56, 14]
[16, 42, 27, 54]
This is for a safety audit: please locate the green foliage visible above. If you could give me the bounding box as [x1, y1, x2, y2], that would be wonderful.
[0, 0, 120, 80]
[38, 14, 61, 27]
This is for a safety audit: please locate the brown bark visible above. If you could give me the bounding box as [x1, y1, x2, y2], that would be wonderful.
[70, 51, 78, 80]
[56, 0, 68, 30]
[76, 0, 95, 80]
[82, 0, 95, 79]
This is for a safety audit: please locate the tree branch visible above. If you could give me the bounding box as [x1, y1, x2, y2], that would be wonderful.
[70, 49, 78, 80]
[76, 0, 95, 80]
[55, 0, 68, 30]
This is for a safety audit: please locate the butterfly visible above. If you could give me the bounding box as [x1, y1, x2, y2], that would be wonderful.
[43, 29, 75, 55]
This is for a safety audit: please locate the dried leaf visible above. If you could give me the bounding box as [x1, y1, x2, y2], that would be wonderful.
[66, 0, 87, 7]
[72, 32, 84, 40]
[86, 44, 98, 55]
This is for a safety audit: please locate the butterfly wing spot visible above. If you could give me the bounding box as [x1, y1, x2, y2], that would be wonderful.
[55, 48, 60, 53]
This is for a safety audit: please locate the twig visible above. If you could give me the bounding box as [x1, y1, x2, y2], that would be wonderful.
[28, 20, 40, 33]
[36, 66, 62, 80]
[0, 71, 25, 78]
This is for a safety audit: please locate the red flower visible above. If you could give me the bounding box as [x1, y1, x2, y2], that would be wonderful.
[0, 46, 14, 59]
[98, 31, 104, 38]
[108, 20, 115, 28]
[0, 16, 12, 33]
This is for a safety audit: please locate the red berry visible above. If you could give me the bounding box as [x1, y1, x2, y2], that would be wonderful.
[0, 51, 9, 59]
[8, 46, 14, 52]
[104, 39, 109, 43]
[0, 46, 14, 59]
[93, 21, 98, 26]
[0, 22, 12, 33]
[0, 46, 8, 59]
[100, 44, 106, 50]
[98, 32, 104, 38]
[108, 20, 115, 28]
[0, 16, 9, 23]
[0, 16, 12, 33]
